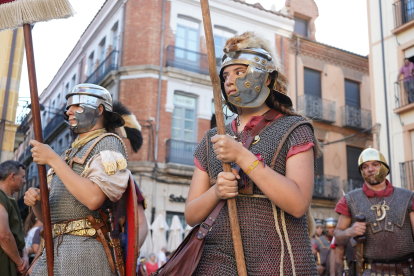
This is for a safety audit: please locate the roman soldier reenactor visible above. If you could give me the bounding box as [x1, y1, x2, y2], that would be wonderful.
[313, 218, 337, 275]
[334, 147, 414, 276]
[24, 84, 147, 275]
[186, 31, 319, 275]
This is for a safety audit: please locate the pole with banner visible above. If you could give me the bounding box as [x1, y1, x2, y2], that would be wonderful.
[0, 1, 75, 275]
[199, 1, 248, 275]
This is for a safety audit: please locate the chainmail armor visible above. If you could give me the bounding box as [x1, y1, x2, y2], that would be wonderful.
[346, 187, 414, 261]
[193, 115, 318, 275]
[31, 134, 126, 276]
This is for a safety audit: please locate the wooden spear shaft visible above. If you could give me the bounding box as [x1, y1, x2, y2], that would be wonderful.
[23, 24, 54, 276]
[199, 1, 247, 275]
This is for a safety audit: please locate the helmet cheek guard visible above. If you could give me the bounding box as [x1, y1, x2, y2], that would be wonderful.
[65, 104, 101, 134]
[228, 65, 271, 108]
[358, 147, 390, 184]
[360, 163, 389, 184]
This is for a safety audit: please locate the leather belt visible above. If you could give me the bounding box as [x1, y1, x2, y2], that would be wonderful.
[52, 218, 102, 238]
[365, 259, 413, 276]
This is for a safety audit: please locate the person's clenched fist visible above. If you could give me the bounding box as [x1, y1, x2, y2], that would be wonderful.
[24, 187, 41, 207]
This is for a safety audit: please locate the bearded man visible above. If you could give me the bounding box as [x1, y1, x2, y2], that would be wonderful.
[334, 148, 414, 276]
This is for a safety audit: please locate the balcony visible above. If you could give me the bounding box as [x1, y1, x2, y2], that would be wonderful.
[400, 160, 414, 190]
[166, 46, 209, 75]
[343, 179, 364, 193]
[297, 95, 336, 123]
[393, 0, 414, 29]
[86, 50, 118, 84]
[341, 105, 372, 129]
[313, 175, 340, 200]
[166, 139, 197, 166]
[394, 79, 414, 112]
[43, 106, 66, 142]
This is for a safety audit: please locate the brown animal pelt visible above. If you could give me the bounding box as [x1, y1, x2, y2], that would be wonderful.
[307, 207, 316, 237]
[223, 31, 279, 66]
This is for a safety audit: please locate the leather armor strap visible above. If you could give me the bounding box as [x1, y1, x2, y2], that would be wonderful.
[243, 109, 279, 148]
[87, 215, 116, 273]
[196, 200, 226, 240]
[235, 109, 279, 192]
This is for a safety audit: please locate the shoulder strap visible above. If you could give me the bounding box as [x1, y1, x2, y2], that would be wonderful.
[243, 109, 279, 150]
[70, 133, 128, 167]
[269, 121, 313, 169]
[196, 200, 226, 239]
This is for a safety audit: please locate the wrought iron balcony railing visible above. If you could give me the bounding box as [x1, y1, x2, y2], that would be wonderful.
[298, 95, 336, 123]
[400, 160, 414, 190]
[341, 105, 372, 129]
[166, 45, 209, 75]
[166, 139, 198, 166]
[342, 179, 364, 194]
[43, 106, 66, 142]
[395, 79, 414, 109]
[86, 50, 118, 84]
[313, 175, 340, 199]
[393, 0, 414, 29]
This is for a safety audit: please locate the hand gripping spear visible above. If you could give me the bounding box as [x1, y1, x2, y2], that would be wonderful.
[199, 1, 247, 275]
[0, 1, 75, 275]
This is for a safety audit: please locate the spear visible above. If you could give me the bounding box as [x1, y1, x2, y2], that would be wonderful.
[0, 1, 75, 275]
[199, 1, 247, 275]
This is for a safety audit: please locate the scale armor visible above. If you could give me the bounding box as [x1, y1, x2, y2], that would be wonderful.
[346, 187, 414, 261]
[31, 134, 126, 276]
[193, 115, 318, 275]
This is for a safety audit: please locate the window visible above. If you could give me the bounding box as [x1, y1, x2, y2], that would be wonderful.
[65, 83, 69, 95]
[346, 146, 364, 190]
[294, 17, 308, 37]
[345, 79, 360, 107]
[99, 38, 106, 74]
[57, 94, 61, 107]
[166, 211, 186, 228]
[88, 52, 94, 75]
[71, 74, 76, 88]
[112, 22, 119, 51]
[175, 18, 199, 63]
[304, 68, 321, 97]
[171, 94, 197, 142]
[58, 139, 63, 154]
[213, 27, 235, 71]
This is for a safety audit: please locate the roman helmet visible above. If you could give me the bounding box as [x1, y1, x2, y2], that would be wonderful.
[358, 147, 389, 184]
[325, 217, 337, 228]
[315, 219, 324, 228]
[65, 83, 124, 133]
[219, 32, 292, 111]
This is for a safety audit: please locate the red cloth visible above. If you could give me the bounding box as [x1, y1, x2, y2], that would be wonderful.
[194, 113, 315, 171]
[334, 180, 414, 217]
[146, 261, 158, 275]
[0, 0, 16, 4]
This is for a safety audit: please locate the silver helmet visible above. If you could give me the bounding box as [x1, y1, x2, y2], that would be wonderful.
[220, 48, 292, 109]
[65, 84, 124, 133]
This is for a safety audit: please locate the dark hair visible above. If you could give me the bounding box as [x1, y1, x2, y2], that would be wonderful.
[24, 211, 36, 234]
[0, 161, 25, 181]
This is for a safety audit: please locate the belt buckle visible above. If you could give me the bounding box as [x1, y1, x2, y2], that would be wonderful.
[201, 222, 212, 232]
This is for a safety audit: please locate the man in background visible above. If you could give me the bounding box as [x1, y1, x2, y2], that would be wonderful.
[0, 161, 29, 275]
[397, 58, 414, 103]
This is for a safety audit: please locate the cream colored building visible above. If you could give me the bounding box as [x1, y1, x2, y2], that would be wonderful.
[0, 28, 25, 162]
[367, 0, 414, 188]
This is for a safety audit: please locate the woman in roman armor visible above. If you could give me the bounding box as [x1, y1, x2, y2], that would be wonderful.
[24, 84, 147, 275]
[186, 32, 319, 275]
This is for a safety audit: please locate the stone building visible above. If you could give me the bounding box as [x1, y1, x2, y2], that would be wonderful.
[14, 0, 372, 225]
[367, 0, 414, 189]
[0, 28, 25, 162]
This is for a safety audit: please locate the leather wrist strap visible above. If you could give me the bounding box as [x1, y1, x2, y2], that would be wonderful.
[196, 200, 226, 240]
[16, 258, 24, 267]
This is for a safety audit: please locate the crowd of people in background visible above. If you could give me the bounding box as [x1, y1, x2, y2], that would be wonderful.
[137, 246, 174, 276]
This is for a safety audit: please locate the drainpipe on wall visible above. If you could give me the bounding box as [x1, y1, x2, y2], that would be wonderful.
[152, 0, 166, 223]
[378, 0, 393, 183]
[115, 0, 128, 102]
[0, 29, 18, 160]
[295, 36, 299, 111]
